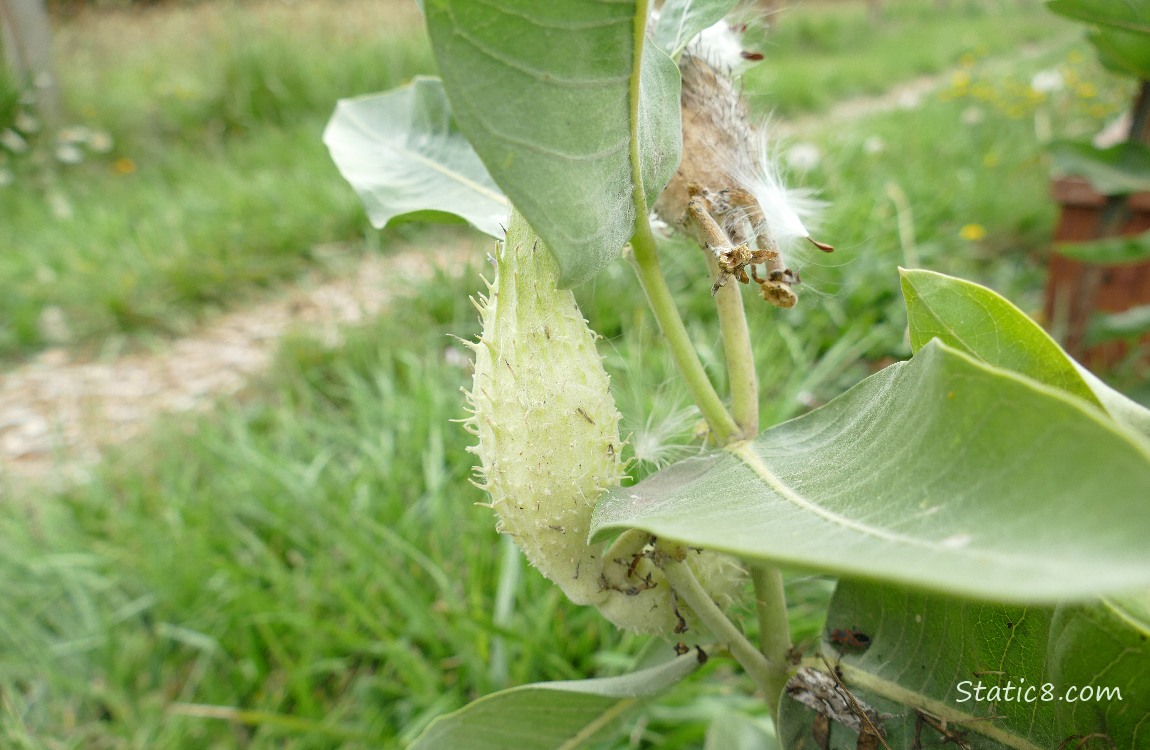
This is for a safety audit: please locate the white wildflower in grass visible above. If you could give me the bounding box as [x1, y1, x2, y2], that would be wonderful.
[961, 106, 985, 126]
[897, 90, 922, 110]
[1, 128, 29, 154]
[58, 126, 92, 145]
[14, 110, 39, 134]
[863, 136, 885, 155]
[1030, 69, 1065, 94]
[55, 142, 84, 165]
[88, 131, 114, 153]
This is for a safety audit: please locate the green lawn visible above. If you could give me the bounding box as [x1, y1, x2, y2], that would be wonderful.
[1, 0, 434, 359]
[744, 0, 1073, 115]
[0, 0, 1140, 747]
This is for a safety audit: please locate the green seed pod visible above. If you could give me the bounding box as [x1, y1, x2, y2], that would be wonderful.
[466, 209, 623, 608]
[467, 209, 745, 633]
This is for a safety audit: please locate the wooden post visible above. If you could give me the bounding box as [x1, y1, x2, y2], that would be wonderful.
[1043, 84, 1150, 369]
[0, 0, 61, 127]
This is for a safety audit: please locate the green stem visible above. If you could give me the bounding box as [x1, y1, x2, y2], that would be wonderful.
[627, 6, 788, 722]
[704, 254, 759, 438]
[661, 555, 775, 704]
[629, 231, 738, 444]
[750, 563, 792, 712]
[627, 3, 737, 444]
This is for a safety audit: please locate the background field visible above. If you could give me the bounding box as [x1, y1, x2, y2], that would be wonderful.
[0, 1, 1141, 748]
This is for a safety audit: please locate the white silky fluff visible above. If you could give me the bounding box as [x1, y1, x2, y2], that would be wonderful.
[734, 130, 825, 254]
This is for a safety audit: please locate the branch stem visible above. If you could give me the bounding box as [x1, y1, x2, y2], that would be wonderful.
[661, 555, 775, 702]
[629, 231, 739, 444]
[627, 2, 736, 443]
[704, 254, 758, 438]
[750, 563, 792, 712]
[627, 5, 789, 720]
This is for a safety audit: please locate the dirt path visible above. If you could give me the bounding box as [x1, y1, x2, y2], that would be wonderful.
[0, 242, 477, 489]
[773, 73, 942, 140]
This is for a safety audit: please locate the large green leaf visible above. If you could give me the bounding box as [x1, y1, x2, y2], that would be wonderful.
[900, 268, 1150, 438]
[591, 340, 1150, 601]
[1048, 140, 1150, 195]
[1048, 593, 1150, 746]
[1056, 229, 1150, 265]
[1090, 26, 1150, 79]
[322, 77, 508, 238]
[901, 268, 1099, 405]
[777, 581, 1149, 749]
[424, 1, 681, 287]
[408, 652, 702, 749]
[1047, 0, 1150, 35]
[704, 709, 780, 750]
[652, 0, 740, 58]
[637, 44, 684, 214]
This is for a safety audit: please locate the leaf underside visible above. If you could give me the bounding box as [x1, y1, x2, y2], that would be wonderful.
[592, 340, 1150, 602]
[1046, 0, 1150, 36]
[322, 77, 508, 238]
[1048, 140, 1150, 195]
[408, 652, 702, 750]
[900, 268, 1150, 438]
[652, 0, 741, 58]
[424, 0, 682, 287]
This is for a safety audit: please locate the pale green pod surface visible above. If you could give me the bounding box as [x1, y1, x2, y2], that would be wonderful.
[467, 209, 623, 608]
[467, 209, 746, 633]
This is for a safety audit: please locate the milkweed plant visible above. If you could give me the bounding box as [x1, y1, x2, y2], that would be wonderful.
[324, 1, 1150, 748]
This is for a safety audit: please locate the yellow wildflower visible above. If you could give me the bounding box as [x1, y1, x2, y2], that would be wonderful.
[960, 224, 987, 241]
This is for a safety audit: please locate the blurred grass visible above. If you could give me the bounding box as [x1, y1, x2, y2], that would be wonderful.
[744, 0, 1071, 115]
[0, 262, 831, 748]
[0, 0, 1141, 747]
[56, 0, 431, 148]
[1, 0, 435, 359]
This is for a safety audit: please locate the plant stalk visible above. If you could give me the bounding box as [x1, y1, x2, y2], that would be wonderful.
[750, 563, 792, 711]
[628, 4, 788, 720]
[626, 1, 738, 444]
[628, 231, 739, 444]
[661, 555, 778, 708]
[704, 254, 759, 438]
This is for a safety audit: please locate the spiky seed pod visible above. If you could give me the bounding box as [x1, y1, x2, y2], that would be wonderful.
[466, 209, 745, 634]
[466, 209, 623, 608]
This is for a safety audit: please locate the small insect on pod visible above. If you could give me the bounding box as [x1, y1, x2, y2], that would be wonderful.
[828, 627, 873, 653]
